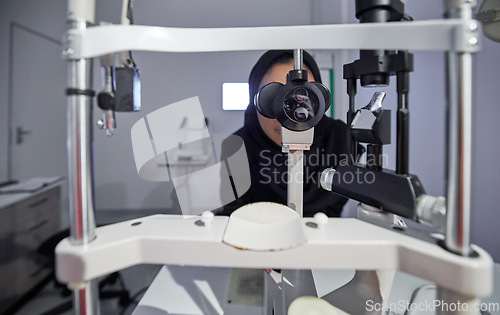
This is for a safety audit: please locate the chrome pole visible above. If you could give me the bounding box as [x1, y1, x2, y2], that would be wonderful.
[293, 49, 303, 71]
[440, 2, 482, 311]
[444, 0, 475, 257]
[67, 20, 96, 247]
[285, 48, 306, 217]
[287, 149, 304, 217]
[66, 0, 98, 313]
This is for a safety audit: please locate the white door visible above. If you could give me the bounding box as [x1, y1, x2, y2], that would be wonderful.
[10, 24, 68, 219]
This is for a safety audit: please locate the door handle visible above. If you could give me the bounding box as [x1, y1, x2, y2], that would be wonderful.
[16, 126, 32, 145]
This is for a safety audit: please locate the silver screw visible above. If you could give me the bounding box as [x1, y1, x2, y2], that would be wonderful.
[468, 22, 478, 31]
[394, 216, 407, 229]
[62, 48, 74, 56]
[468, 37, 478, 46]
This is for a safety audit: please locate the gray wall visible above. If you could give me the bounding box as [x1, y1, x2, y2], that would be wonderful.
[91, 0, 322, 211]
[0, 0, 67, 182]
[1, 0, 499, 261]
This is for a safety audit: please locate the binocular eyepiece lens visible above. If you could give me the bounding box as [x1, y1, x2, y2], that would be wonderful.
[293, 87, 308, 101]
[283, 87, 318, 123]
[294, 107, 309, 122]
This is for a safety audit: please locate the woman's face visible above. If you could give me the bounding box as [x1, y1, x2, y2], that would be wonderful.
[256, 61, 316, 146]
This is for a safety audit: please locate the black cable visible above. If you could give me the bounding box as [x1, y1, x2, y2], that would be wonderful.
[403, 284, 435, 315]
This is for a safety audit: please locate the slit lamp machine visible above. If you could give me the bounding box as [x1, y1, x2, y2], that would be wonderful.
[55, 0, 500, 314]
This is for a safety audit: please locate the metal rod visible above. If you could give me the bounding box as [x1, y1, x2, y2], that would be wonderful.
[67, 17, 97, 255]
[396, 71, 410, 174]
[74, 281, 100, 315]
[367, 144, 383, 171]
[444, 0, 475, 256]
[347, 78, 358, 164]
[288, 149, 304, 217]
[293, 49, 303, 71]
[66, 7, 99, 313]
[67, 57, 96, 245]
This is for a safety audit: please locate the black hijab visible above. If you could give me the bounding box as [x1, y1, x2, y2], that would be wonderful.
[219, 50, 349, 217]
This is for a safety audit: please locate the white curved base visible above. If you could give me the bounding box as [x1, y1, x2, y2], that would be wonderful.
[222, 202, 305, 251]
[56, 214, 493, 302]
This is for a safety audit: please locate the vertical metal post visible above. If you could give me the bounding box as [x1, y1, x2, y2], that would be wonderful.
[67, 21, 96, 247]
[440, 2, 483, 311]
[444, 0, 475, 257]
[283, 49, 307, 217]
[293, 49, 303, 71]
[281, 49, 313, 312]
[66, 0, 98, 314]
[366, 144, 383, 171]
[287, 150, 304, 217]
[396, 70, 410, 175]
[347, 78, 358, 163]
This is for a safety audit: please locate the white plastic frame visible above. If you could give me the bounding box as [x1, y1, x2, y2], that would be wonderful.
[63, 19, 481, 60]
[56, 215, 492, 298]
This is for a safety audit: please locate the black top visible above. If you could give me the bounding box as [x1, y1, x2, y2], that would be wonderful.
[218, 50, 350, 217]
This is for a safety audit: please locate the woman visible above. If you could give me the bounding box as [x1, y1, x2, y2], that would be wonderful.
[218, 50, 350, 217]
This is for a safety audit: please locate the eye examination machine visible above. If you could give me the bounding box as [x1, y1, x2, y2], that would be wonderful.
[54, 0, 500, 314]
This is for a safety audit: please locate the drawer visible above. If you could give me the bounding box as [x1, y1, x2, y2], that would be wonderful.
[0, 205, 16, 265]
[14, 187, 60, 228]
[14, 187, 60, 253]
[0, 185, 62, 311]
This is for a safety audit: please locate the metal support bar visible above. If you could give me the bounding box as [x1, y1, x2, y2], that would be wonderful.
[66, 0, 98, 311]
[347, 78, 358, 163]
[396, 70, 410, 174]
[293, 49, 303, 71]
[444, 0, 475, 257]
[287, 150, 304, 217]
[71, 281, 100, 315]
[367, 144, 383, 171]
[67, 55, 97, 246]
[281, 128, 314, 217]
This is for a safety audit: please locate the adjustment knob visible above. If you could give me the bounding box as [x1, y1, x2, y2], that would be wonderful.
[320, 168, 336, 191]
[201, 211, 214, 226]
[313, 212, 328, 229]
